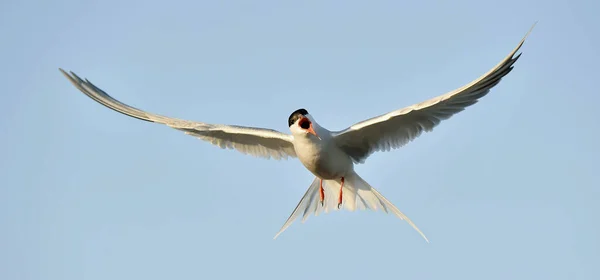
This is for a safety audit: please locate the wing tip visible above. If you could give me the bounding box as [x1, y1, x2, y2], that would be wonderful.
[58, 68, 73, 80]
[526, 21, 538, 39]
[513, 22, 537, 56]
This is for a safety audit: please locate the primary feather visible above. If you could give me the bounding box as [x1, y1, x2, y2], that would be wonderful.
[333, 24, 535, 164]
[59, 69, 297, 160]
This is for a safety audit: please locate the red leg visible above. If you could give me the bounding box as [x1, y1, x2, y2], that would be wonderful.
[337, 177, 345, 209]
[319, 179, 325, 206]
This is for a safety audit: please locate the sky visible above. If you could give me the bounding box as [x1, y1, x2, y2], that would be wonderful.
[1, 0, 599, 279]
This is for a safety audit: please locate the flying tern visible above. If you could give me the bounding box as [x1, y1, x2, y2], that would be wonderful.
[59, 25, 534, 242]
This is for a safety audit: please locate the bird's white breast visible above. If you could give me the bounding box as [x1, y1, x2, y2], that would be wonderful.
[293, 134, 353, 180]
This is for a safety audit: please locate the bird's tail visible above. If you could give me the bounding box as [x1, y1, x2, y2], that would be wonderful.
[274, 172, 429, 242]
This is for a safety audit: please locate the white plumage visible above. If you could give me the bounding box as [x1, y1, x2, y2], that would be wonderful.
[59, 24, 534, 242]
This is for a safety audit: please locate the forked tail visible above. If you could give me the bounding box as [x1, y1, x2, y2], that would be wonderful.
[274, 172, 429, 242]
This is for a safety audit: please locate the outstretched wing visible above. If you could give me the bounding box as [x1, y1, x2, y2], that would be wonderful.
[60, 69, 297, 160]
[332, 24, 535, 164]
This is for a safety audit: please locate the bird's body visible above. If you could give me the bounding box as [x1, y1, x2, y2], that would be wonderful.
[292, 122, 353, 180]
[58, 24, 535, 242]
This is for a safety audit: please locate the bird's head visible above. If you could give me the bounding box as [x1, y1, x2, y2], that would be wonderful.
[288, 108, 320, 140]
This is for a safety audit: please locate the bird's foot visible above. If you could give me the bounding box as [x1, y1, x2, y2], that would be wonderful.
[337, 177, 344, 209]
[319, 179, 325, 206]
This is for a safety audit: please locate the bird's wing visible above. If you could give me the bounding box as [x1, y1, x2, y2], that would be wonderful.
[332, 24, 534, 164]
[59, 69, 297, 160]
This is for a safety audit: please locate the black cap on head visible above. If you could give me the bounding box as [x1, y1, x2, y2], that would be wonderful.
[288, 108, 308, 127]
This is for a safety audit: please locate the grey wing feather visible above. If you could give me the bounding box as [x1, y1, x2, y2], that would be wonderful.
[332, 24, 535, 164]
[59, 69, 297, 160]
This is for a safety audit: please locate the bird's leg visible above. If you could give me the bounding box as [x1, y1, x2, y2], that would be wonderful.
[337, 177, 344, 209]
[319, 179, 325, 206]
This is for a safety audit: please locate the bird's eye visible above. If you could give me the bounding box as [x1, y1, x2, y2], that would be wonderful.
[299, 118, 310, 129]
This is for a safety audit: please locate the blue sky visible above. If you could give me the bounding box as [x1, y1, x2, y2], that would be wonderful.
[1, 0, 599, 279]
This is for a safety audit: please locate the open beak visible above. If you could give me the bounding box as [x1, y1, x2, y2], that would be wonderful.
[307, 123, 321, 140]
[299, 117, 321, 140]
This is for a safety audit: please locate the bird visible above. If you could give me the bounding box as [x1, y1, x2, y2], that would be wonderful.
[59, 25, 534, 242]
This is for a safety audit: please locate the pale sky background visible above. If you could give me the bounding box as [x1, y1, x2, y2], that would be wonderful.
[1, 0, 599, 279]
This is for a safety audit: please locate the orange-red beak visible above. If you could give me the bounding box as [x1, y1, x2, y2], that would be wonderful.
[307, 124, 320, 140]
[299, 117, 320, 140]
